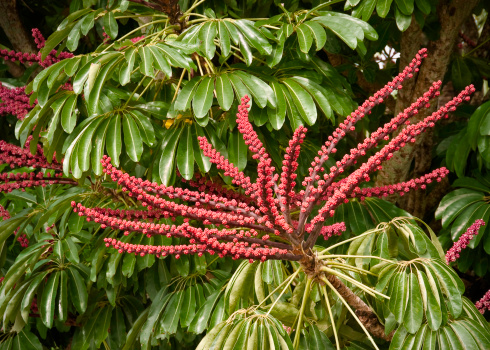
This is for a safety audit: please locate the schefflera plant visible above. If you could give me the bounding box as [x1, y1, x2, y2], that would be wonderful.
[72, 49, 490, 349]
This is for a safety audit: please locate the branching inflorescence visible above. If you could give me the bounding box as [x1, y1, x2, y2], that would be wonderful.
[0, 29, 74, 121]
[71, 49, 474, 263]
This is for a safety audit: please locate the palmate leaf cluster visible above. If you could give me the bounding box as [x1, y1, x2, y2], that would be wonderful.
[0, 0, 489, 349]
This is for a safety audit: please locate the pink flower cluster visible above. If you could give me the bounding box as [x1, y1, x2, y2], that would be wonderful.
[475, 289, 490, 314]
[0, 84, 35, 120]
[445, 219, 485, 264]
[0, 171, 76, 193]
[71, 49, 474, 262]
[0, 139, 61, 169]
[0, 29, 73, 68]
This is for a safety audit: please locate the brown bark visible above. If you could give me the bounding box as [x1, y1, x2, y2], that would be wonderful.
[0, 0, 37, 77]
[0, 0, 36, 53]
[375, 0, 479, 216]
[326, 274, 394, 341]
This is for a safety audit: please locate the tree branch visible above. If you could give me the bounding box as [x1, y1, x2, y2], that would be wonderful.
[326, 274, 394, 341]
[375, 0, 479, 212]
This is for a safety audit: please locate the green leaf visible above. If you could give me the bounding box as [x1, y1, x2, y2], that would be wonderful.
[268, 81, 287, 130]
[317, 13, 374, 42]
[67, 267, 88, 314]
[176, 125, 195, 180]
[161, 291, 185, 335]
[403, 273, 423, 334]
[120, 48, 137, 86]
[290, 76, 333, 122]
[122, 308, 150, 350]
[139, 46, 154, 77]
[282, 79, 317, 125]
[199, 22, 218, 59]
[175, 77, 203, 111]
[192, 77, 214, 119]
[67, 21, 83, 52]
[40, 272, 60, 328]
[395, 0, 415, 15]
[228, 129, 247, 172]
[73, 56, 97, 94]
[78, 117, 104, 172]
[192, 123, 211, 172]
[308, 323, 335, 349]
[189, 288, 223, 334]
[41, 25, 75, 60]
[453, 177, 490, 193]
[154, 43, 195, 70]
[103, 11, 118, 39]
[196, 321, 227, 350]
[180, 286, 196, 327]
[139, 289, 171, 346]
[130, 110, 156, 146]
[80, 11, 96, 36]
[218, 21, 231, 57]
[158, 127, 183, 185]
[106, 115, 122, 167]
[415, 0, 431, 14]
[58, 270, 68, 322]
[435, 189, 483, 228]
[234, 71, 276, 108]
[63, 238, 80, 264]
[123, 113, 143, 162]
[91, 117, 111, 175]
[450, 202, 487, 241]
[20, 271, 49, 322]
[303, 22, 327, 51]
[58, 8, 92, 31]
[15, 330, 43, 350]
[236, 20, 272, 55]
[395, 7, 412, 32]
[215, 74, 234, 111]
[312, 16, 362, 49]
[147, 45, 172, 77]
[228, 261, 257, 313]
[427, 260, 463, 318]
[390, 272, 408, 323]
[361, 0, 377, 21]
[87, 56, 121, 113]
[296, 24, 313, 53]
[224, 320, 250, 350]
[133, 101, 169, 120]
[237, 31, 253, 66]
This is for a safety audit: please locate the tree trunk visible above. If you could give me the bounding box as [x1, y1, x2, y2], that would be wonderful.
[375, 0, 479, 218]
[0, 0, 37, 77]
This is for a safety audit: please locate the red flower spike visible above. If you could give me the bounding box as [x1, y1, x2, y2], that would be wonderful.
[70, 49, 474, 262]
[446, 219, 485, 264]
[476, 289, 490, 314]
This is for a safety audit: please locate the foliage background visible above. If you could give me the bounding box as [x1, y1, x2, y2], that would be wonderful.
[0, 0, 489, 348]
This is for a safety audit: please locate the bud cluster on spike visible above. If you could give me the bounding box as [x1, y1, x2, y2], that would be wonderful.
[0, 139, 61, 169]
[71, 49, 475, 262]
[0, 171, 77, 192]
[0, 84, 35, 120]
[0, 138, 74, 193]
[0, 29, 73, 68]
[476, 289, 490, 314]
[446, 219, 485, 264]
